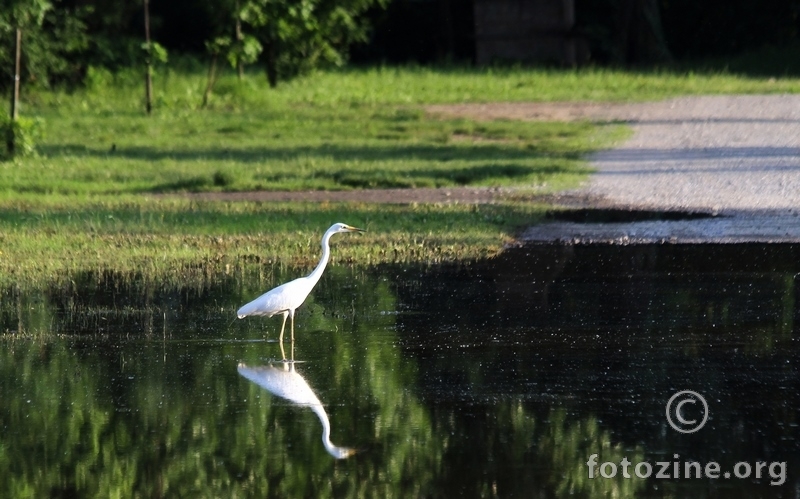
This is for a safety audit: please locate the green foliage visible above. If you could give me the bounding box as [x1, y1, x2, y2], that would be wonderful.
[240, 0, 389, 85]
[82, 64, 114, 90]
[196, 0, 390, 87]
[0, 115, 42, 159]
[0, 0, 90, 89]
[142, 40, 169, 65]
[205, 35, 231, 56]
[227, 33, 262, 69]
[0, 0, 51, 30]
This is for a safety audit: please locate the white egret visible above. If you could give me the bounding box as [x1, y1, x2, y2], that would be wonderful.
[237, 362, 357, 459]
[237, 223, 364, 342]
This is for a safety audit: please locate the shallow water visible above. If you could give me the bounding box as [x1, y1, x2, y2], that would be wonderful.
[1, 244, 799, 498]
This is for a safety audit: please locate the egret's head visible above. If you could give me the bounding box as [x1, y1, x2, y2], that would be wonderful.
[329, 446, 358, 459]
[332, 223, 365, 233]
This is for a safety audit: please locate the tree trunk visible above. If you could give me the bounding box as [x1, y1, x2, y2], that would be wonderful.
[11, 28, 21, 120]
[7, 28, 22, 156]
[235, 0, 244, 80]
[144, 0, 153, 114]
[437, 0, 454, 60]
[265, 40, 278, 88]
[617, 0, 671, 64]
[202, 53, 219, 108]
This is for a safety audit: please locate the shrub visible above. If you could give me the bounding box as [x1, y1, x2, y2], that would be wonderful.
[1, 116, 44, 160]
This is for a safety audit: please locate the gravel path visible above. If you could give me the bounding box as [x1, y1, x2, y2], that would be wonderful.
[578, 95, 800, 213]
[523, 95, 800, 243]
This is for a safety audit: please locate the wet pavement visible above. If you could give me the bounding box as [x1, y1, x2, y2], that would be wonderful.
[528, 96, 800, 244]
[520, 207, 800, 244]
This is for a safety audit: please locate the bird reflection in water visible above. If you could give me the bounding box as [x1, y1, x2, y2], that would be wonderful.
[237, 343, 356, 459]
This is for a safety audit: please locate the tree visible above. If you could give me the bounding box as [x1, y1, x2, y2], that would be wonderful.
[576, 0, 670, 64]
[200, 0, 261, 106]
[239, 0, 389, 87]
[202, 36, 230, 107]
[1, 0, 51, 157]
[143, 0, 153, 114]
[141, 0, 167, 114]
[616, 0, 671, 63]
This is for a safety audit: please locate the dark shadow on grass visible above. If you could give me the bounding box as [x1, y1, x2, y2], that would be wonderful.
[0, 202, 547, 237]
[34, 142, 587, 192]
[328, 163, 582, 188]
[149, 177, 214, 192]
[37, 142, 582, 165]
[214, 162, 581, 190]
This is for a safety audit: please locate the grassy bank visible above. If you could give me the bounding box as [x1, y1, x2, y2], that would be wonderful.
[2, 64, 798, 287]
[0, 197, 551, 289]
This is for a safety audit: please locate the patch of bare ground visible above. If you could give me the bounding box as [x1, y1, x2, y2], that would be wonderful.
[425, 102, 639, 122]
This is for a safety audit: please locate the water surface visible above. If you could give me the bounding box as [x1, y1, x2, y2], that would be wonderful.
[1, 244, 798, 498]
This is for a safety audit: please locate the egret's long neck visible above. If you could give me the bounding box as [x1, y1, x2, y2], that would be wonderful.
[311, 404, 352, 459]
[306, 229, 334, 286]
[311, 405, 334, 449]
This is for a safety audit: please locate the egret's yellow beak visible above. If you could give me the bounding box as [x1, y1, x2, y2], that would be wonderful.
[346, 225, 365, 232]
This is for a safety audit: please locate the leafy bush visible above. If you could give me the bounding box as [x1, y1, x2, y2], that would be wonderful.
[0, 7, 91, 91]
[1, 116, 43, 160]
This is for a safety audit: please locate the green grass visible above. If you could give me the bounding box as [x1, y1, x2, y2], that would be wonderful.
[267, 65, 800, 105]
[3, 108, 609, 195]
[9, 64, 795, 198]
[2, 63, 798, 287]
[10, 67, 647, 197]
[0, 196, 549, 289]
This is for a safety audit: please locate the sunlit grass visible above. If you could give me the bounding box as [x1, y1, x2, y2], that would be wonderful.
[10, 63, 794, 197]
[1, 109, 613, 195]
[8, 70, 634, 197]
[37, 63, 800, 110]
[0, 196, 549, 289]
[9, 64, 794, 197]
[275, 65, 800, 105]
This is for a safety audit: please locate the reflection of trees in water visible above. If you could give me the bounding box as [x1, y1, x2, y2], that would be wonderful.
[0, 268, 445, 497]
[542, 408, 646, 498]
[2, 247, 799, 496]
[390, 244, 800, 357]
[428, 399, 647, 498]
[0, 342, 650, 497]
[0, 264, 297, 337]
[388, 244, 800, 495]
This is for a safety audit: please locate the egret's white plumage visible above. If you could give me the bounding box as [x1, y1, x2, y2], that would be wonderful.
[237, 223, 364, 342]
[237, 362, 356, 459]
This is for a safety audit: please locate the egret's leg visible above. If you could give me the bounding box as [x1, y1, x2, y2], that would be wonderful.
[278, 312, 288, 343]
[289, 309, 295, 343]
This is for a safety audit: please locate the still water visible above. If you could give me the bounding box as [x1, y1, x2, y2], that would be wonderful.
[1, 244, 799, 498]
